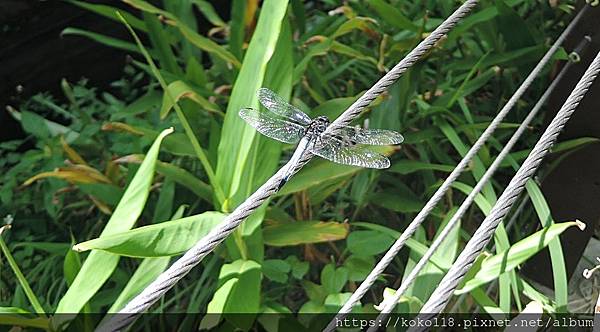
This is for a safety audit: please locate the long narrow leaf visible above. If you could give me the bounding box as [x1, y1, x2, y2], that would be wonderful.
[55, 128, 172, 314]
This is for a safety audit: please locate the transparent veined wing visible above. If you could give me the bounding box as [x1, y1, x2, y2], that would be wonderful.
[258, 88, 312, 125]
[239, 108, 305, 144]
[309, 135, 391, 169]
[331, 125, 404, 145]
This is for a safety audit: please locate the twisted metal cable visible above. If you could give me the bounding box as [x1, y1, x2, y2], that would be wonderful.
[370, 36, 584, 328]
[96, 2, 479, 331]
[413, 48, 600, 324]
[326, 5, 586, 329]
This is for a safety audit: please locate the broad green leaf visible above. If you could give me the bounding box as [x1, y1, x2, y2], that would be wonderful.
[108, 257, 170, 312]
[347, 230, 393, 256]
[321, 264, 349, 294]
[369, 192, 423, 213]
[286, 256, 309, 279]
[205, 260, 262, 330]
[56, 128, 172, 314]
[227, 17, 294, 262]
[8, 108, 79, 142]
[263, 220, 349, 246]
[277, 146, 394, 196]
[352, 222, 446, 270]
[343, 255, 375, 282]
[73, 211, 225, 257]
[457, 221, 585, 293]
[262, 259, 291, 283]
[216, 0, 289, 208]
[324, 293, 352, 312]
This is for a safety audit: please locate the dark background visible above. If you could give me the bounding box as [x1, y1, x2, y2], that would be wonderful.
[0, 0, 229, 142]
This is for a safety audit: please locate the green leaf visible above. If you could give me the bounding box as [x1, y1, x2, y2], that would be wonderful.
[118, 9, 225, 205]
[108, 257, 170, 312]
[369, 192, 424, 213]
[457, 221, 585, 293]
[277, 146, 394, 196]
[0, 227, 46, 315]
[351, 222, 447, 270]
[262, 259, 291, 283]
[285, 256, 309, 279]
[347, 230, 394, 256]
[61, 27, 149, 56]
[124, 0, 241, 67]
[67, 0, 147, 31]
[388, 160, 454, 175]
[367, 0, 420, 32]
[344, 255, 375, 282]
[155, 160, 213, 203]
[0, 307, 49, 329]
[263, 220, 349, 246]
[192, 0, 226, 27]
[204, 260, 262, 330]
[56, 128, 172, 314]
[160, 80, 222, 118]
[324, 293, 352, 311]
[73, 211, 224, 257]
[321, 264, 348, 294]
[216, 0, 290, 208]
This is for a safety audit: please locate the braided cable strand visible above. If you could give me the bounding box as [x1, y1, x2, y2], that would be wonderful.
[372, 38, 583, 329]
[415, 48, 600, 322]
[327, 3, 581, 328]
[369, 7, 588, 325]
[96, 2, 479, 331]
[325, 0, 479, 132]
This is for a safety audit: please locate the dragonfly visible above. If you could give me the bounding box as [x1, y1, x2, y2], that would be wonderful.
[239, 88, 404, 189]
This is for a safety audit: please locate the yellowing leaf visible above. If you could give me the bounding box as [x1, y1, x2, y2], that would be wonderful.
[263, 220, 349, 246]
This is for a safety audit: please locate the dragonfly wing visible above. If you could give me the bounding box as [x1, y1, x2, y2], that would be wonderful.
[239, 108, 305, 144]
[332, 125, 404, 145]
[258, 88, 312, 125]
[309, 135, 390, 169]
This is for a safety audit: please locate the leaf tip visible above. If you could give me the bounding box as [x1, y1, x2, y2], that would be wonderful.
[575, 219, 586, 231]
[72, 243, 87, 252]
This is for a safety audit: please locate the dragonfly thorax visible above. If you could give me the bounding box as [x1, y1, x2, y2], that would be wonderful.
[305, 116, 330, 137]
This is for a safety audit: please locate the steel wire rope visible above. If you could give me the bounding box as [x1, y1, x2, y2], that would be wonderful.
[326, 5, 588, 330]
[95, 1, 479, 331]
[369, 32, 590, 329]
[410, 45, 600, 329]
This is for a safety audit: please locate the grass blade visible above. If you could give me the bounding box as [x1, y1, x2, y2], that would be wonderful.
[55, 128, 172, 314]
[215, 0, 290, 210]
[0, 226, 46, 315]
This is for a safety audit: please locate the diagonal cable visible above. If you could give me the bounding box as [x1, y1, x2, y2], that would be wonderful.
[326, 5, 587, 329]
[370, 18, 590, 325]
[412, 46, 600, 327]
[96, 1, 478, 331]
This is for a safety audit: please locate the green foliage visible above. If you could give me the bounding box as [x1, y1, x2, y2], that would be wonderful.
[0, 0, 587, 330]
